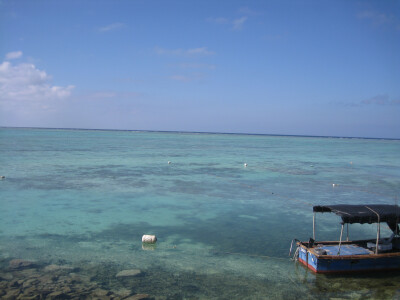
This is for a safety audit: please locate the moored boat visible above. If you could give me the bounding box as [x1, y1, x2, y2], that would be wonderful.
[290, 204, 400, 273]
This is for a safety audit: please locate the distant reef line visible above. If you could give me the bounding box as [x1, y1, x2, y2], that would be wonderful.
[0, 126, 398, 141]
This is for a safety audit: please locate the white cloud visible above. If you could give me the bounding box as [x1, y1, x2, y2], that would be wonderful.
[361, 94, 400, 106]
[99, 22, 125, 32]
[208, 16, 248, 30]
[5, 51, 23, 60]
[357, 10, 400, 30]
[0, 60, 74, 102]
[232, 17, 247, 30]
[155, 47, 215, 56]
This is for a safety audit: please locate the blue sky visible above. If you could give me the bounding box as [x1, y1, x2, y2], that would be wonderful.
[0, 0, 399, 138]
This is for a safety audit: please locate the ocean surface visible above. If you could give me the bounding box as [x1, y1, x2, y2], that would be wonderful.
[1, 127, 400, 299]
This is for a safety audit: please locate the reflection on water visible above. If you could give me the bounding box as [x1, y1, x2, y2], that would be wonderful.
[0, 128, 400, 298]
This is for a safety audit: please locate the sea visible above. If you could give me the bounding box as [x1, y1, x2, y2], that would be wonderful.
[0, 127, 400, 299]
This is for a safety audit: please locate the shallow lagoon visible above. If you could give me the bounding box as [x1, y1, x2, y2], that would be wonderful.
[1, 128, 400, 299]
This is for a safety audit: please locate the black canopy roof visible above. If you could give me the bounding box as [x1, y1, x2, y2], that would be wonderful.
[313, 205, 400, 226]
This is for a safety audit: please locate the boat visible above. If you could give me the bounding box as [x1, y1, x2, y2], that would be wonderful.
[290, 204, 400, 273]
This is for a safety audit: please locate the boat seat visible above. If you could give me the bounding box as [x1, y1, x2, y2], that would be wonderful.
[366, 234, 396, 251]
[367, 242, 392, 252]
[319, 244, 372, 256]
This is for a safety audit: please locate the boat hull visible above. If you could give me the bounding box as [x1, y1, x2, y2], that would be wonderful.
[298, 246, 400, 273]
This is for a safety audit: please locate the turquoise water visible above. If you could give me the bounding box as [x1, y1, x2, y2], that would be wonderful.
[1, 128, 400, 299]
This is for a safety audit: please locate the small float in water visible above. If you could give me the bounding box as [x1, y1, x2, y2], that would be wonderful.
[142, 234, 157, 244]
[290, 204, 400, 273]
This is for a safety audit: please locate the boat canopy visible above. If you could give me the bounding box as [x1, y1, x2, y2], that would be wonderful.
[313, 204, 400, 232]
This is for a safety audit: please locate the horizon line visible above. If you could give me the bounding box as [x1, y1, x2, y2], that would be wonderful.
[0, 126, 399, 141]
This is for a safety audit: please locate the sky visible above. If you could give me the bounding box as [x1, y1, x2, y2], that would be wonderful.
[0, 0, 399, 138]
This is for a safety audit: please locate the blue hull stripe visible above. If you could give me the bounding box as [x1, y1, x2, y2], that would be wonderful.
[298, 248, 400, 273]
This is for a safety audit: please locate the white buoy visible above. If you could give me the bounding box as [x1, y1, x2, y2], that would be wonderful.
[0, 176, 5, 180]
[142, 234, 157, 244]
[168, 161, 171, 164]
[332, 183, 336, 187]
[244, 163, 248, 167]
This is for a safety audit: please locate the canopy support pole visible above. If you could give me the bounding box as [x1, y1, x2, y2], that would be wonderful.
[376, 222, 380, 255]
[337, 223, 344, 255]
[313, 213, 316, 240]
[366, 206, 380, 255]
[396, 196, 399, 236]
[346, 223, 349, 241]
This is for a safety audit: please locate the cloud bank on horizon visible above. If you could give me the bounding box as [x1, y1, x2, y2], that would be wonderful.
[0, 0, 399, 138]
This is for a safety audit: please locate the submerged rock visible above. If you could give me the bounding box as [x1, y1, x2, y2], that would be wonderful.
[19, 268, 39, 278]
[113, 288, 132, 297]
[9, 278, 21, 288]
[92, 288, 110, 296]
[0, 272, 13, 280]
[9, 259, 35, 269]
[44, 264, 73, 272]
[47, 290, 68, 299]
[116, 269, 142, 278]
[4, 288, 20, 298]
[68, 272, 88, 283]
[0, 281, 7, 289]
[22, 278, 39, 289]
[124, 294, 151, 300]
